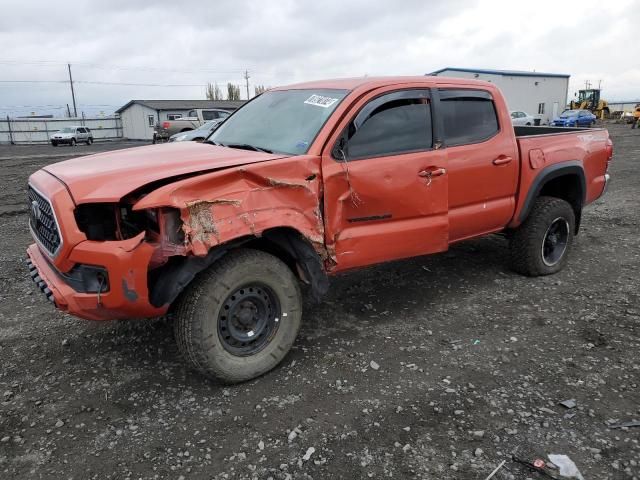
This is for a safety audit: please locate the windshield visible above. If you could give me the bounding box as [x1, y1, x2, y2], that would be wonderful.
[209, 89, 348, 154]
[560, 110, 578, 118]
[59, 127, 75, 133]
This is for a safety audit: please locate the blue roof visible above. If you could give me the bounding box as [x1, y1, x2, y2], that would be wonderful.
[428, 67, 570, 79]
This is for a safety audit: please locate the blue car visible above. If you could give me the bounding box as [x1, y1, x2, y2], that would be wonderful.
[550, 109, 596, 127]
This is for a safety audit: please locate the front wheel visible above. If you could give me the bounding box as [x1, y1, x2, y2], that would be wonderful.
[70, 138, 76, 147]
[51, 142, 58, 147]
[174, 249, 302, 383]
[509, 196, 576, 276]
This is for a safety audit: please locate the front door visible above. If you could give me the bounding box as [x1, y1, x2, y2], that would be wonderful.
[322, 88, 448, 272]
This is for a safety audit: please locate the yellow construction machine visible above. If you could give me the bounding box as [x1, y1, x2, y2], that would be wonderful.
[570, 89, 610, 119]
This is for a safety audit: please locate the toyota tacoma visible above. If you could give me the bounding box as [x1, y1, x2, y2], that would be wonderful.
[26, 77, 613, 383]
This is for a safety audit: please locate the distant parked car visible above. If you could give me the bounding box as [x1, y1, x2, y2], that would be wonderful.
[550, 109, 596, 127]
[168, 119, 222, 142]
[510, 110, 536, 126]
[50, 126, 93, 146]
[154, 109, 232, 143]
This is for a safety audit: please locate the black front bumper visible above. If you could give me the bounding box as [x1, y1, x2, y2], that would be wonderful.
[26, 258, 55, 303]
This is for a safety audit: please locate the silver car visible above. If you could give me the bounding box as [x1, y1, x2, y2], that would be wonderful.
[168, 120, 222, 142]
[510, 111, 536, 126]
[50, 126, 93, 146]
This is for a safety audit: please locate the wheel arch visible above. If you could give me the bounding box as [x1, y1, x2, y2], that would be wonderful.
[518, 161, 586, 234]
[148, 227, 329, 309]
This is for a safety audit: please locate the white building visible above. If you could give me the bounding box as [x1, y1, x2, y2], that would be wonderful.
[429, 68, 570, 124]
[116, 100, 245, 140]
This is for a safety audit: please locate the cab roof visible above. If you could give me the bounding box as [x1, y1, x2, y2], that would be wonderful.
[272, 76, 495, 93]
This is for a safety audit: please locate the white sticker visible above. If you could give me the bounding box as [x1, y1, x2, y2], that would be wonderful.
[282, 312, 288, 317]
[304, 94, 339, 108]
[247, 330, 254, 337]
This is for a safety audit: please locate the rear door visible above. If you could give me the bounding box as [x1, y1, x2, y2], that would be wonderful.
[322, 87, 449, 271]
[437, 88, 519, 241]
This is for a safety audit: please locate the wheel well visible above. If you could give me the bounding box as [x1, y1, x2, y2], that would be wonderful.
[148, 228, 328, 308]
[245, 228, 329, 301]
[538, 174, 583, 233]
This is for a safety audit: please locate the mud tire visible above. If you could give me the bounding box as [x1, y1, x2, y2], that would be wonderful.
[509, 196, 575, 276]
[174, 249, 302, 383]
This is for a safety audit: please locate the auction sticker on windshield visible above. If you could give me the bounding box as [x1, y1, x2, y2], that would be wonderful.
[304, 94, 339, 108]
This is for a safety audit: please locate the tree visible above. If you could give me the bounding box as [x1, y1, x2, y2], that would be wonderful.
[227, 83, 241, 100]
[206, 82, 223, 100]
[254, 85, 269, 96]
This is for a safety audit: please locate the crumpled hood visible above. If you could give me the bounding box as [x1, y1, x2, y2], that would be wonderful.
[44, 142, 286, 203]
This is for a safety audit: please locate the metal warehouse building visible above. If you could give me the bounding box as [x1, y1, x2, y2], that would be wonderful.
[430, 68, 570, 125]
[116, 99, 245, 140]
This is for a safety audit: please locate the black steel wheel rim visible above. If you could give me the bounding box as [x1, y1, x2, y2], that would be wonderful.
[542, 217, 569, 266]
[217, 283, 281, 356]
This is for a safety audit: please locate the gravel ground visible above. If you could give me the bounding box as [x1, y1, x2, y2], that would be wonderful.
[0, 127, 638, 479]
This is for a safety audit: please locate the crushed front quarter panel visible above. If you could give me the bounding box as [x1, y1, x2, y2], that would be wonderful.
[133, 155, 328, 259]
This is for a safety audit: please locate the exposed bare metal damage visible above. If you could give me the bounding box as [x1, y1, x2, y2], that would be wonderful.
[133, 155, 328, 260]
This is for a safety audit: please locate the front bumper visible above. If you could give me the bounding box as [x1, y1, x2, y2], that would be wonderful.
[26, 238, 167, 321]
[51, 138, 73, 144]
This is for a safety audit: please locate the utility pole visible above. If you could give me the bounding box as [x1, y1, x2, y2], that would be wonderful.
[67, 63, 77, 118]
[244, 70, 250, 100]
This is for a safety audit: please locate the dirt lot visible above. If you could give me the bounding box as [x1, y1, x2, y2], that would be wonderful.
[0, 128, 638, 479]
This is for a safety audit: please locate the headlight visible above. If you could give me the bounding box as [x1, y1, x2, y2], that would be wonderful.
[175, 135, 187, 142]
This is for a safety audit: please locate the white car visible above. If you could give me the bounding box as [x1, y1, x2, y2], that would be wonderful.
[50, 126, 93, 147]
[510, 111, 536, 126]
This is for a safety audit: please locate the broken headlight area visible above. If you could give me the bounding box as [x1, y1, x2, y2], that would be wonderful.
[75, 203, 163, 241]
[60, 264, 109, 293]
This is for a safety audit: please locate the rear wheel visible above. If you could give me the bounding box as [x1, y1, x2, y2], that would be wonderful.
[174, 249, 302, 383]
[509, 196, 575, 276]
[86, 137, 93, 145]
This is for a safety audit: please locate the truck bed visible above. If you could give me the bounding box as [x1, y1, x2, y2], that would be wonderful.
[512, 125, 610, 226]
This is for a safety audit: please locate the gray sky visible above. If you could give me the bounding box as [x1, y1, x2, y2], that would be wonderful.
[0, 0, 638, 117]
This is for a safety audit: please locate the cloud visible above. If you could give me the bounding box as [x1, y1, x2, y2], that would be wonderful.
[0, 0, 638, 117]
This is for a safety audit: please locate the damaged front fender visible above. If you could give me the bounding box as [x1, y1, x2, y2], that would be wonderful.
[133, 155, 328, 260]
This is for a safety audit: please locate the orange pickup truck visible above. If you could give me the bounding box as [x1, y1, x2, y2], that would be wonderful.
[26, 77, 613, 383]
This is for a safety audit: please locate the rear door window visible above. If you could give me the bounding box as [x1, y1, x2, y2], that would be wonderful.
[439, 89, 499, 146]
[342, 90, 433, 160]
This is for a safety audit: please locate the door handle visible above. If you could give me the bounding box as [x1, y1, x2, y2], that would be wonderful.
[418, 167, 446, 178]
[493, 156, 513, 166]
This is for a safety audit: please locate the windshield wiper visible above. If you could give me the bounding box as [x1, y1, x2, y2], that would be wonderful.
[224, 143, 272, 154]
[203, 139, 222, 146]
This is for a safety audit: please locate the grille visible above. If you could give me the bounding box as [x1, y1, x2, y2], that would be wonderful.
[28, 186, 62, 256]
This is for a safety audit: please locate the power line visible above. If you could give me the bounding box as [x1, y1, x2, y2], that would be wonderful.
[0, 79, 208, 87]
[0, 59, 252, 75]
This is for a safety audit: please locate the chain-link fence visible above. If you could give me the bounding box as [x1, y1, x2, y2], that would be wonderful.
[0, 116, 123, 144]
